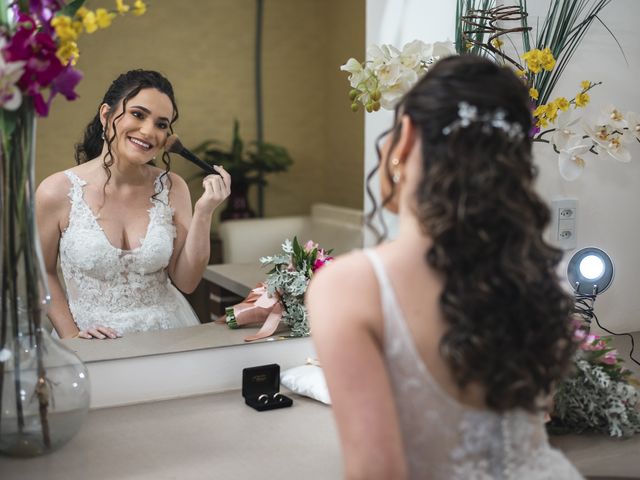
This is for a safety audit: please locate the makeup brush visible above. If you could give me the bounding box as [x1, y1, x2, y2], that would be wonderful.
[165, 134, 219, 175]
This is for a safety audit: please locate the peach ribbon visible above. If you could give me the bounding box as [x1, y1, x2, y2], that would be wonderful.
[217, 283, 283, 342]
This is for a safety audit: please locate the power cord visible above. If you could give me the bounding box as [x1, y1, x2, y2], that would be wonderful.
[574, 293, 639, 367]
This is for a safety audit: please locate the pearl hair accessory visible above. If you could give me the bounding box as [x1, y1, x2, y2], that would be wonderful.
[442, 101, 525, 141]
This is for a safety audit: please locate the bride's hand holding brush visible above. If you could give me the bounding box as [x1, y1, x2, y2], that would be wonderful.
[194, 166, 231, 217]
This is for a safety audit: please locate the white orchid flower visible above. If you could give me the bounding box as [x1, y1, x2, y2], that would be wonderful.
[379, 67, 419, 109]
[626, 111, 640, 141]
[0, 38, 25, 111]
[552, 109, 581, 150]
[340, 58, 366, 88]
[367, 44, 393, 68]
[374, 58, 403, 88]
[602, 131, 632, 163]
[583, 120, 613, 149]
[400, 39, 428, 70]
[426, 40, 457, 62]
[558, 136, 592, 181]
[583, 120, 632, 162]
[598, 104, 627, 131]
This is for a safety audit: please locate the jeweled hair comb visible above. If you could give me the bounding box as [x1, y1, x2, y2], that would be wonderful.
[442, 101, 525, 141]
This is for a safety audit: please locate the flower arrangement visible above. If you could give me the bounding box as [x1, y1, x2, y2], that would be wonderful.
[0, 0, 147, 456]
[259, 237, 333, 337]
[0, 0, 146, 117]
[341, 1, 639, 181]
[456, 1, 639, 181]
[340, 40, 456, 112]
[549, 321, 640, 437]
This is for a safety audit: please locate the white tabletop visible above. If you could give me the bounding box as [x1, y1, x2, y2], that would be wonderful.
[1, 389, 638, 479]
[203, 263, 268, 297]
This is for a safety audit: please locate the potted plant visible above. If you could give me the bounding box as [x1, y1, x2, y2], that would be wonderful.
[191, 119, 293, 220]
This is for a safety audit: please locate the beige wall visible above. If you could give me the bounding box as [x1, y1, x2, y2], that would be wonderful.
[35, 0, 364, 219]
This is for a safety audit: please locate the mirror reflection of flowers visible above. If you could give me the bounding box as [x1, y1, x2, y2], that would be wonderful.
[259, 238, 333, 337]
[548, 320, 640, 437]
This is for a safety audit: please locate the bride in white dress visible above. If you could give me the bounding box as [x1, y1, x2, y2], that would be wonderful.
[307, 55, 583, 479]
[36, 70, 230, 340]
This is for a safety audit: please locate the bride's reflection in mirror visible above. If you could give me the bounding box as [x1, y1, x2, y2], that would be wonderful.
[34, 0, 364, 353]
[36, 70, 231, 340]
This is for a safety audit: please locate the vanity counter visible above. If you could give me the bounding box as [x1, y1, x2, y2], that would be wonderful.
[1, 389, 639, 479]
[0, 390, 342, 480]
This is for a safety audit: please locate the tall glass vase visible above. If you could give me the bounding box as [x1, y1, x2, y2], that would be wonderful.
[0, 102, 91, 457]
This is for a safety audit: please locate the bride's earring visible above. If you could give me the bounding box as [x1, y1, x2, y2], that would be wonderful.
[391, 157, 401, 184]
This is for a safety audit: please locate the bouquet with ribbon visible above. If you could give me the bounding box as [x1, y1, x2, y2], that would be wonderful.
[221, 238, 333, 341]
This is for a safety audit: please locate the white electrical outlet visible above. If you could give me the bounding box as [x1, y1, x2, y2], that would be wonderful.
[551, 199, 578, 250]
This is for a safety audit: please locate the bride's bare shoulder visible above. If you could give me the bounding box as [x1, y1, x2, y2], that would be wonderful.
[307, 249, 381, 324]
[36, 171, 73, 205]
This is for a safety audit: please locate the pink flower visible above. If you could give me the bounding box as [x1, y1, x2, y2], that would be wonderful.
[312, 256, 333, 272]
[601, 349, 618, 365]
[304, 240, 318, 252]
[573, 327, 587, 342]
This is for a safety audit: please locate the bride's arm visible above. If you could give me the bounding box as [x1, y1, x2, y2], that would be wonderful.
[36, 173, 118, 340]
[168, 168, 230, 293]
[36, 174, 82, 339]
[306, 252, 408, 480]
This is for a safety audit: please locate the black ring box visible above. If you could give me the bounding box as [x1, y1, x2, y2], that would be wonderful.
[242, 363, 293, 411]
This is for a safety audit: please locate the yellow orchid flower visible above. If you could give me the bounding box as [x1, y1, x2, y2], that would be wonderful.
[554, 97, 570, 112]
[529, 88, 539, 100]
[116, 0, 130, 14]
[82, 10, 98, 33]
[540, 47, 556, 71]
[580, 80, 590, 90]
[132, 0, 147, 16]
[76, 7, 90, 19]
[533, 104, 548, 118]
[96, 8, 116, 29]
[52, 15, 78, 42]
[514, 68, 526, 78]
[522, 49, 542, 74]
[575, 92, 590, 108]
[546, 103, 559, 122]
[72, 20, 84, 35]
[491, 38, 504, 49]
[57, 41, 80, 66]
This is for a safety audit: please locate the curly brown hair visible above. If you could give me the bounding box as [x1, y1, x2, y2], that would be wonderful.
[369, 55, 575, 412]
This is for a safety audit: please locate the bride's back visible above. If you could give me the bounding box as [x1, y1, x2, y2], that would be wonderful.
[307, 55, 581, 479]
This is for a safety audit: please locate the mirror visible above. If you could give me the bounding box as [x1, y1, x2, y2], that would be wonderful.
[35, 0, 365, 356]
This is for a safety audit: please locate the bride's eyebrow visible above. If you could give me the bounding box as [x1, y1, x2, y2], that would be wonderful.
[129, 105, 171, 123]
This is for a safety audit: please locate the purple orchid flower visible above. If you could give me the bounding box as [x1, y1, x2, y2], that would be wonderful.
[4, 12, 80, 116]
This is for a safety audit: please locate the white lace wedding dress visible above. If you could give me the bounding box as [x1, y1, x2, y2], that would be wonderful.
[58, 170, 199, 334]
[364, 249, 584, 480]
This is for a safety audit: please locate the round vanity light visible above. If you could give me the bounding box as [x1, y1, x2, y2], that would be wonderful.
[567, 247, 614, 296]
[579, 255, 605, 281]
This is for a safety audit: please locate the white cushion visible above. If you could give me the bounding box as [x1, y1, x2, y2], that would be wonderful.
[280, 365, 331, 405]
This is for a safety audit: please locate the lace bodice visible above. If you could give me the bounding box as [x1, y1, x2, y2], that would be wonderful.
[363, 249, 583, 480]
[59, 170, 198, 333]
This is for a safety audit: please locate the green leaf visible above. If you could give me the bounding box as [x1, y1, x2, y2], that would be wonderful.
[59, 0, 87, 17]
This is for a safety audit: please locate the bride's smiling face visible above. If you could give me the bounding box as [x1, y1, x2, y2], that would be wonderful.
[101, 88, 174, 165]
